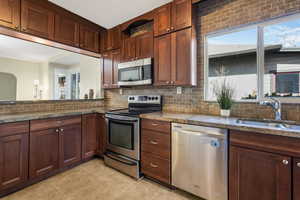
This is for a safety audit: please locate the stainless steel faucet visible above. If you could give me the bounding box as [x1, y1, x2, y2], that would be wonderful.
[259, 97, 282, 120]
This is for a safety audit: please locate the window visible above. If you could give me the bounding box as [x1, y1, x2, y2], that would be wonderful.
[205, 14, 300, 102]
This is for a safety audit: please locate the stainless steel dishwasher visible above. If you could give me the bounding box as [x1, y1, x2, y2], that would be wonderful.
[172, 123, 228, 200]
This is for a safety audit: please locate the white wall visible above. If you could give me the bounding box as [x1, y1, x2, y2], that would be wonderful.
[0, 57, 41, 100]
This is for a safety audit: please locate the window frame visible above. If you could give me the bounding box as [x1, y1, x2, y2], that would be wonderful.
[204, 13, 300, 103]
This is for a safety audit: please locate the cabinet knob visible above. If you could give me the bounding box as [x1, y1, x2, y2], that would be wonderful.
[150, 163, 158, 168]
[297, 163, 300, 168]
[55, 129, 59, 133]
[22, 28, 26, 32]
[60, 128, 64, 132]
[15, 26, 19, 30]
[166, 28, 170, 32]
[282, 160, 289, 165]
[166, 81, 170, 84]
[171, 27, 174, 30]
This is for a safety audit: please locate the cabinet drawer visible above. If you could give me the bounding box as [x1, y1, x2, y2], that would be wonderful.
[141, 152, 170, 184]
[141, 119, 171, 134]
[30, 116, 81, 132]
[141, 129, 170, 160]
[0, 121, 29, 137]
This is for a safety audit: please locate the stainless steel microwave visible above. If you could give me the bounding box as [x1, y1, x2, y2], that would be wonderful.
[118, 58, 152, 86]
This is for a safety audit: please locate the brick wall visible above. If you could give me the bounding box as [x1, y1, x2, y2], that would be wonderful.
[105, 0, 300, 121]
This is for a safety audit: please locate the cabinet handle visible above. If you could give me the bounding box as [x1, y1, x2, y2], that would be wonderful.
[150, 163, 158, 168]
[297, 163, 300, 168]
[150, 140, 158, 145]
[152, 123, 159, 126]
[282, 160, 289, 165]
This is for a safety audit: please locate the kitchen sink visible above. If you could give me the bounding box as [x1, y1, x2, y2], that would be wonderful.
[236, 119, 300, 130]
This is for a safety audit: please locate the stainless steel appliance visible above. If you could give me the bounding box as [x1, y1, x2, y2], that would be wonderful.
[172, 123, 228, 200]
[104, 95, 162, 179]
[118, 58, 152, 86]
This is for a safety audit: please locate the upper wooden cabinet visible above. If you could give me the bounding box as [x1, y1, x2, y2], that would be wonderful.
[80, 23, 100, 53]
[122, 32, 154, 62]
[102, 49, 120, 88]
[0, 0, 20, 30]
[0, 122, 29, 191]
[54, 11, 80, 47]
[21, 0, 55, 40]
[154, 28, 196, 86]
[107, 26, 121, 51]
[154, 0, 192, 37]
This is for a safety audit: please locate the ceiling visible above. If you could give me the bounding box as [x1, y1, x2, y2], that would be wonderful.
[48, 0, 172, 29]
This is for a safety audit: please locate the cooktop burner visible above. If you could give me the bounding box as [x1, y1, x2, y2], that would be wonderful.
[106, 95, 162, 117]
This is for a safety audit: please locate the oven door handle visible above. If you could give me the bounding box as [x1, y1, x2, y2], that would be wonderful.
[105, 152, 137, 166]
[106, 116, 138, 122]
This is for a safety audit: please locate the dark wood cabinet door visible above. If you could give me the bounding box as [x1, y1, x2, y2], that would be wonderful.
[102, 52, 113, 88]
[154, 3, 172, 37]
[80, 24, 100, 53]
[0, 133, 28, 190]
[229, 146, 292, 200]
[0, 0, 20, 30]
[172, 0, 192, 31]
[82, 114, 98, 159]
[97, 114, 106, 156]
[136, 32, 154, 60]
[122, 37, 136, 62]
[154, 34, 172, 85]
[29, 129, 59, 179]
[21, 0, 55, 40]
[111, 49, 121, 87]
[54, 13, 79, 47]
[172, 28, 191, 85]
[107, 26, 121, 51]
[59, 124, 82, 168]
[294, 158, 300, 200]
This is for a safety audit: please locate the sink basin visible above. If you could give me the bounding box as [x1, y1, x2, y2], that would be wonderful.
[236, 119, 300, 130]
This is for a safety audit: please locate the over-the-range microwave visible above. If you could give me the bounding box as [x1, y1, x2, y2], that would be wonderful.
[118, 58, 152, 86]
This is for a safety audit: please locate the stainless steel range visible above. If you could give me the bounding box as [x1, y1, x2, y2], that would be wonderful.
[104, 95, 162, 179]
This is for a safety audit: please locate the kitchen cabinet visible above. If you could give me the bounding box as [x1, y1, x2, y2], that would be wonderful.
[80, 23, 100, 53]
[229, 146, 291, 200]
[154, 0, 192, 37]
[82, 114, 98, 159]
[54, 11, 80, 47]
[102, 49, 121, 89]
[107, 26, 121, 51]
[21, 0, 55, 40]
[229, 130, 298, 200]
[0, 122, 29, 191]
[122, 37, 136, 62]
[59, 124, 82, 168]
[29, 116, 82, 178]
[97, 114, 106, 156]
[0, 0, 20, 30]
[29, 128, 59, 179]
[141, 119, 171, 184]
[122, 32, 154, 62]
[154, 28, 196, 86]
[294, 159, 300, 200]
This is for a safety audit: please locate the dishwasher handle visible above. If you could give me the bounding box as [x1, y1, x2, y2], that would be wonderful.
[175, 128, 226, 138]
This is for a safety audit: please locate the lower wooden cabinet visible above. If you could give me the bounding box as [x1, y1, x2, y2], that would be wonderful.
[29, 128, 59, 179]
[294, 158, 300, 200]
[229, 146, 291, 200]
[141, 119, 171, 184]
[59, 124, 82, 168]
[82, 114, 98, 159]
[0, 122, 29, 191]
[97, 114, 106, 156]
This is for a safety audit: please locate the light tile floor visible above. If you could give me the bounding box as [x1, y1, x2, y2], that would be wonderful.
[3, 159, 202, 200]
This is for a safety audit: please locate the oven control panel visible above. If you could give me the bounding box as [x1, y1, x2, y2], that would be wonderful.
[128, 95, 161, 104]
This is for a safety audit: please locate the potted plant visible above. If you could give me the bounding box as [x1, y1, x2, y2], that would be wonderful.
[214, 80, 234, 117]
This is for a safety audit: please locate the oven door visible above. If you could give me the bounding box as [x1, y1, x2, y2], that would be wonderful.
[105, 114, 140, 160]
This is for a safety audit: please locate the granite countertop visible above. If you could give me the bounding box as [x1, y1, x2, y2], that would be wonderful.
[0, 106, 124, 124]
[140, 112, 300, 139]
